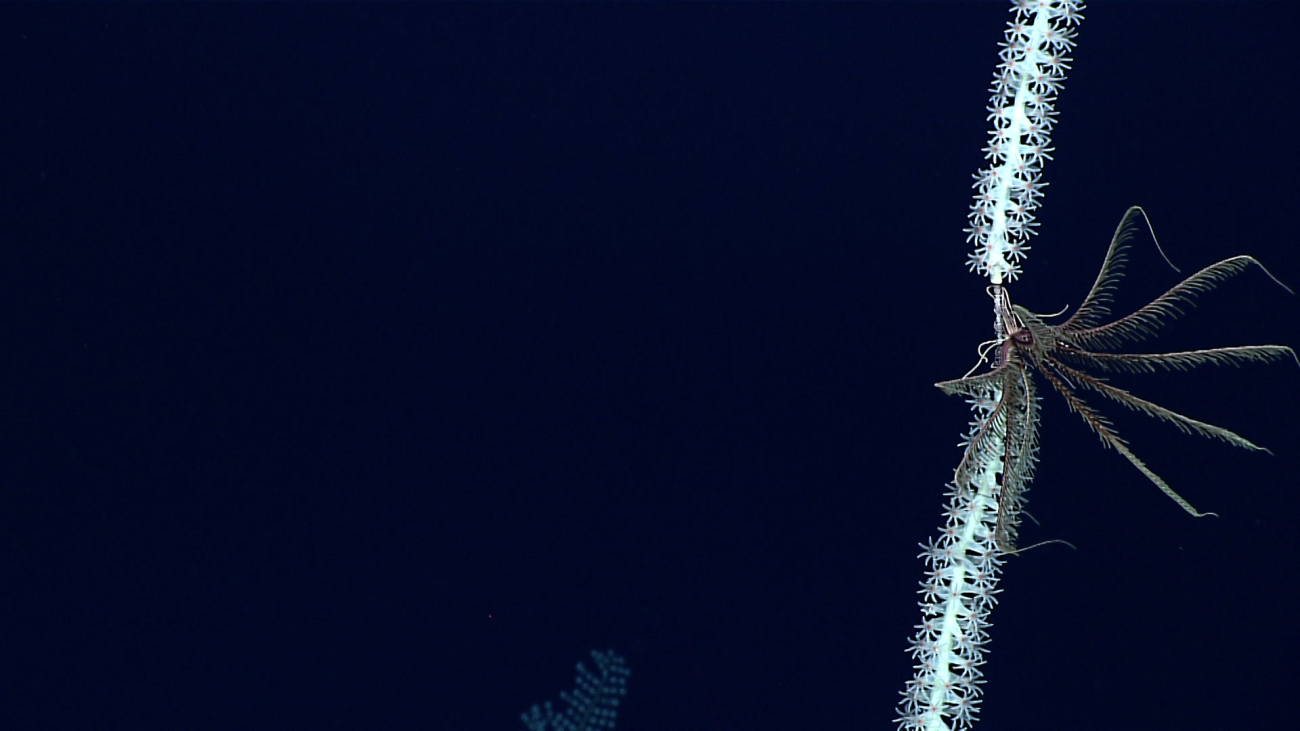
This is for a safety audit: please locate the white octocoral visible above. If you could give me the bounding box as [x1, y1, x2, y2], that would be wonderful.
[965, 0, 1085, 285]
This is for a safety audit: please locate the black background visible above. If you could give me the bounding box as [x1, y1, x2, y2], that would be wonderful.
[0, 3, 1295, 730]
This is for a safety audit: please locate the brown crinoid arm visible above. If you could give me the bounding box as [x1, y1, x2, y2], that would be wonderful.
[994, 365, 1039, 552]
[936, 364, 1014, 496]
[1055, 344, 1298, 374]
[1066, 255, 1282, 349]
[936, 358, 1041, 553]
[1032, 355, 1215, 518]
[1045, 354, 1267, 452]
[1057, 205, 1143, 333]
[935, 361, 1009, 399]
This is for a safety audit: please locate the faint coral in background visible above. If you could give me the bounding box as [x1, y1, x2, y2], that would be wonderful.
[520, 649, 630, 731]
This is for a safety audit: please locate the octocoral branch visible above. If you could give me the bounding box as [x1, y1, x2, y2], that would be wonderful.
[966, 0, 1085, 285]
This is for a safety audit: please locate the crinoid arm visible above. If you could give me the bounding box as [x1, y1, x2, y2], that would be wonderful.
[1050, 206, 1293, 351]
[1056, 205, 1144, 332]
[1030, 353, 1218, 518]
[1065, 254, 1289, 349]
[936, 356, 1041, 553]
[1054, 344, 1298, 374]
[1044, 354, 1268, 452]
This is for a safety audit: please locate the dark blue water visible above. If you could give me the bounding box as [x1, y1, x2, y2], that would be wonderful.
[0, 3, 1294, 730]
